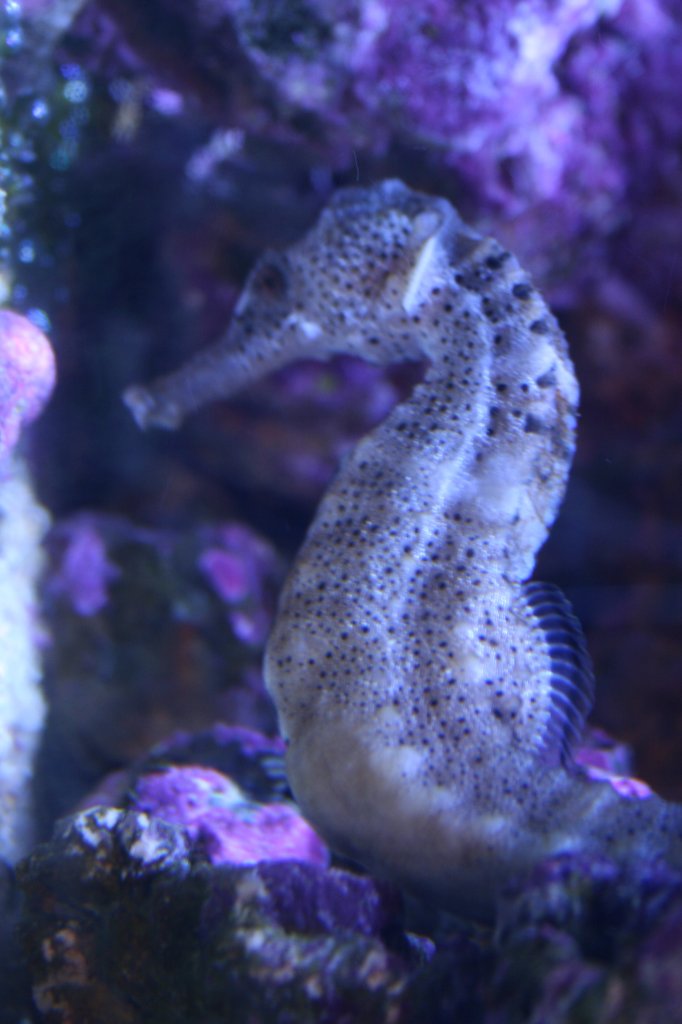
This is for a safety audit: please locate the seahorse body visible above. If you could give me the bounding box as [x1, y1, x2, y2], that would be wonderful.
[126, 180, 682, 919]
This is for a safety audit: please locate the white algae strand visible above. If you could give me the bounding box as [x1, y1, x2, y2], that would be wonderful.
[0, 458, 50, 860]
[0, 310, 55, 861]
[126, 181, 682, 919]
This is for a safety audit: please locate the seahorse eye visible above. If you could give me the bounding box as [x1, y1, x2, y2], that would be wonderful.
[254, 259, 288, 302]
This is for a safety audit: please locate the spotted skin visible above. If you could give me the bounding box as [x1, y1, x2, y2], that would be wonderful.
[126, 181, 682, 919]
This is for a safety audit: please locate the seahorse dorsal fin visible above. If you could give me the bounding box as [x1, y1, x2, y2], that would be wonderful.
[524, 581, 595, 763]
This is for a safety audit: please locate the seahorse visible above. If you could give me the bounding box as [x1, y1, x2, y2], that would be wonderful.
[125, 180, 682, 920]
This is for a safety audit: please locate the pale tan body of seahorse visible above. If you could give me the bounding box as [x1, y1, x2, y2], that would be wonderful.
[126, 180, 682, 920]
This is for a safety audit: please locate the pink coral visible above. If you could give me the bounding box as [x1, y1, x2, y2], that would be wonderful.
[0, 310, 56, 460]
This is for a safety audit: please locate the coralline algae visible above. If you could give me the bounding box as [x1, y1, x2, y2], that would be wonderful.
[132, 764, 329, 867]
[0, 309, 55, 461]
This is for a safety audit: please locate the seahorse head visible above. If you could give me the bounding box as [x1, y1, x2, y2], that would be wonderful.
[229, 180, 472, 362]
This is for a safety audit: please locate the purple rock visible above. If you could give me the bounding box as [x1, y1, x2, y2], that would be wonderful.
[39, 516, 280, 826]
[132, 764, 329, 867]
[253, 859, 399, 938]
[142, 724, 289, 802]
[18, 808, 421, 1023]
[76, 723, 290, 822]
[199, 548, 251, 603]
[198, 522, 281, 645]
[575, 726, 653, 800]
[49, 516, 120, 616]
[491, 852, 682, 1023]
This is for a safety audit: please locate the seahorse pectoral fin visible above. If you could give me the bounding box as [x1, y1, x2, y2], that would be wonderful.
[523, 581, 595, 764]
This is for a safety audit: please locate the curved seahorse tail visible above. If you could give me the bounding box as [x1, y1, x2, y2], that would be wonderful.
[540, 767, 682, 873]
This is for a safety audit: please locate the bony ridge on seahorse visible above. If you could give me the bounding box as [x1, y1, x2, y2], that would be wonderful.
[125, 180, 682, 920]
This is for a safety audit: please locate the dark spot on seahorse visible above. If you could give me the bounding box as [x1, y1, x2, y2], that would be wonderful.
[254, 259, 288, 301]
[485, 252, 510, 270]
[536, 366, 557, 388]
[524, 414, 545, 434]
[512, 282, 532, 300]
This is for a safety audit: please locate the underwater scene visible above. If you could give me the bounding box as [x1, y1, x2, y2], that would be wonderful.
[2, 0, 682, 1020]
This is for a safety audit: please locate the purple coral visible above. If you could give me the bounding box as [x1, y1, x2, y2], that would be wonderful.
[133, 764, 329, 867]
[576, 726, 653, 800]
[49, 517, 120, 616]
[198, 522, 280, 646]
[0, 310, 55, 461]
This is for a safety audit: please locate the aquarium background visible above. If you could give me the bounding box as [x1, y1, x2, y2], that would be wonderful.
[2, 0, 682, 1020]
